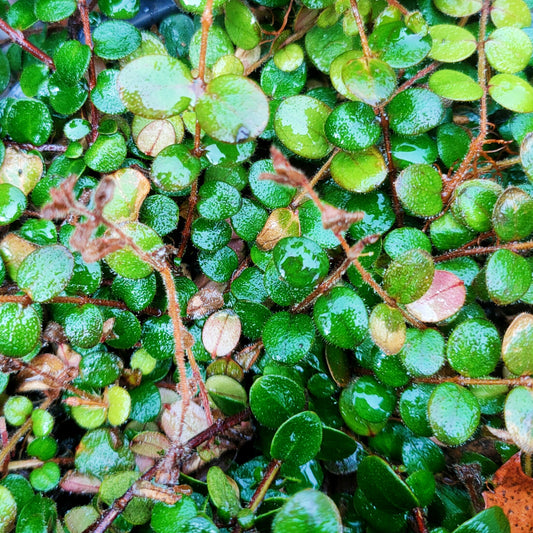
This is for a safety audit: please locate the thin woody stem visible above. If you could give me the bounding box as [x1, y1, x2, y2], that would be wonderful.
[385, 0, 409, 15]
[248, 458, 283, 512]
[0, 18, 54, 68]
[349, 0, 371, 59]
[177, 179, 199, 260]
[77, 0, 99, 142]
[416, 375, 533, 387]
[433, 240, 533, 262]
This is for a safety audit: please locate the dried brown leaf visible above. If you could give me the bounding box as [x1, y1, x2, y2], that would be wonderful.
[258, 146, 308, 187]
[187, 286, 225, 319]
[81, 237, 124, 263]
[132, 481, 183, 504]
[93, 175, 116, 212]
[60, 470, 101, 494]
[41, 176, 77, 219]
[483, 453, 533, 532]
[321, 203, 365, 234]
[130, 431, 171, 458]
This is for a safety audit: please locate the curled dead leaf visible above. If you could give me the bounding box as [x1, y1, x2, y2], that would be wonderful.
[202, 309, 241, 358]
[187, 286, 225, 319]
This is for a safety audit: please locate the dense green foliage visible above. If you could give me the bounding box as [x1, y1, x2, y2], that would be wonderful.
[0, 0, 532, 532]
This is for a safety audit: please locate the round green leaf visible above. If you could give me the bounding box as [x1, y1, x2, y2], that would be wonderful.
[53, 40, 91, 85]
[263, 312, 315, 364]
[330, 148, 387, 193]
[272, 490, 342, 533]
[151, 144, 201, 194]
[383, 228, 432, 260]
[313, 286, 368, 349]
[504, 386, 533, 453]
[91, 69, 127, 114]
[369, 21, 431, 69]
[249, 375, 305, 428]
[434, 0, 481, 16]
[0, 485, 16, 533]
[248, 160, 296, 209]
[325, 101, 380, 152]
[492, 187, 533, 242]
[273, 236, 329, 289]
[396, 164, 443, 216]
[383, 249, 435, 304]
[428, 25, 477, 62]
[485, 249, 531, 305]
[305, 21, 354, 74]
[502, 313, 533, 376]
[437, 123, 471, 169]
[274, 96, 332, 159]
[485, 27, 533, 74]
[429, 69, 482, 101]
[118, 55, 195, 119]
[0, 305, 40, 359]
[447, 319, 501, 377]
[196, 75, 269, 143]
[0, 183, 26, 226]
[357, 455, 419, 511]
[224, 0, 260, 50]
[197, 181, 242, 221]
[342, 57, 397, 106]
[93, 21, 141, 60]
[387, 88, 444, 135]
[521, 132, 533, 183]
[491, 0, 531, 28]
[428, 383, 480, 445]
[64, 304, 103, 349]
[18, 245, 73, 302]
[399, 328, 445, 377]
[189, 26, 233, 69]
[270, 411, 323, 465]
[6, 99, 52, 146]
[84, 133, 126, 173]
[489, 74, 533, 113]
[399, 384, 435, 436]
[34, 0, 76, 22]
[104, 222, 162, 279]
[198, 246, 239, 282]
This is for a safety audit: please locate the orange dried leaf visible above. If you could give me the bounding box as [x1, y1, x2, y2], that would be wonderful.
[482, 452, 533, 532]
[321, 203, 364, 234]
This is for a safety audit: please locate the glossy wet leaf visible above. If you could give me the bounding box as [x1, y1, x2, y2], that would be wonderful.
[196, 75, 269, 143]
[396, 163, 443, 216]
[447, 318, 501, 377]
[357, 455, 419, 511]
[454, 507, 510, 533]
[197, 181, 242, 221]
[151, 144, 201, 193]
[502, 313, 533, 376]
[433, 0, 481, 16]
[491, 0, 531, 28]
[249, 374, 305, 428]
[206, 375, 247, 415]
[270, 411, 322, 465]
[53, 40, 91, 85]
[399, 384, 435, 436]
[198, 246, 239, 283]
[84, 133, 126, 173]
[330, 148, 387, 193]
[272, 490, 342, 533]
[263, 312, 315, 364]
[504, 386, 533, 453]
[189, 25, 234, 69]
[325, 102, 380, 152]
[317, 427, 357, 461]
[305, 21, 354, 74]
[313, 286, 368, 349]
[369, 21, 431, 69]
[224, 0, 260, 50]
[34, 0, 76, 21]
[388, 88, 444, 136]
[489, 74, 533, 113]
[342, 57, 396, 106]
[6, 99, 52, 146]
[492, 187, 533, 242]
[274, 96, 332, 159]
[0, 485, 16, 533]
[249, 160, 296, 209]
[428, 383, 481, 446]
[118, 55, 195, 119]
[104, 222, 162, 279]
[207, 466, 241, 522]
[0, 148, 43, 195]
[0, 184, 26, 226]
[485, 249, 531, 305]
[93, 21, 141, 60]
[384, 228, 432, 260]
[429, 70, 482, 101]
[485, 27, 533, 74]
[428, 25, 477, 62]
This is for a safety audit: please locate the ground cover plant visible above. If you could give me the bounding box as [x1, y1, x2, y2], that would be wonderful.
[0, 0, 532, 531]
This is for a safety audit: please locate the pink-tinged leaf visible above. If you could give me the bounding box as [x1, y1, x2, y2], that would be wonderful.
[130, 431, 171, 458]
[60, 470, 101, 494]
[405, 270, 466, 323]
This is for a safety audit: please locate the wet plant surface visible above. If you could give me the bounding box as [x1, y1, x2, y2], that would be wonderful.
[0, 0, 532, 532]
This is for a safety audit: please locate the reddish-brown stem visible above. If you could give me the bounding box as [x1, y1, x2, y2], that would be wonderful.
[389, 61, 440, 101]
[0, 18, 54, 68]
[177, 179, 199, 260]
[159, 266, 188, 407]
[248, 458, 283, 512]
[77, 0, 99, 143]
[416, 376, 533, 387]
[385, 0, 409, 15]
[378, 108, 403, 225]
[349, 0, 371, 59]
[84, 409, 251, 533]
[292, 149, 339, 207]
[412, 508, 429, 533]
[187, 348, 214, 426]
[433, 240, 533, 262]
[8, 456, 75, 471]
[442, 0, 490, 202]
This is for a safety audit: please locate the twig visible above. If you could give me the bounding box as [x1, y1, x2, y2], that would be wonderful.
[433, 240, 533, 262]
[177, 180, 199, 260]
[385, 0, 409, 15]
[83, 409, 251, 533]
[248, 458, 282, 512]
[412, 508, 429, 533]
[348, 0, 371, 59]
[0, 18, 54, 68]
[441, 0, 491, 202]
[77, 0, 99, 143]
[415, 376, 533, 387]
[389, 61, 440, 101]
[4, 142, 67, 153]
